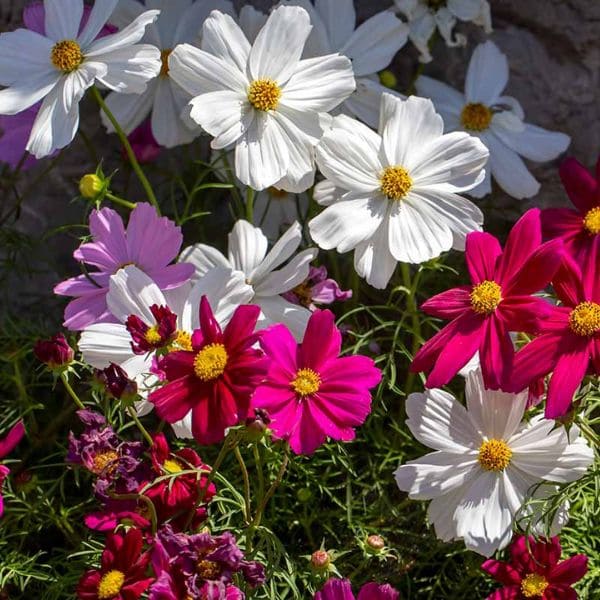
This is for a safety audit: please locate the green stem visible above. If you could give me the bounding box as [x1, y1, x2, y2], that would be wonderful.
[252, 446, 289, 529]
[234, 446, 252, 524]
[90, 86, 159, 211]
[252, 444, 265, 503]
[245, 187, 255, 223]
[106, 191, 137, 211]
[60, 373, 85, 410]
[401, 262, 421, 395]
[199, 431, 237, 503]
[127, 406, 154, 447]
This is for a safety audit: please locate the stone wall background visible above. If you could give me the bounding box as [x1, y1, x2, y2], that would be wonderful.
[1, 0, 599, 314]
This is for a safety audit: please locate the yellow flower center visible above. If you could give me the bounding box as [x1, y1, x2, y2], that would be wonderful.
[144, 325, 162, 345]
[97, 570, 126, 599]
[50, 40, 83, 72]
[569, 301, 600, 337]
[291, 368, 321, 396]
[583, 206, 600, 234]
[196, 559, 222, 580]
[520, 573, 549, 598]
[461, 103, 493, 131]
[470, 280, 502, 314]
[380, 166, 413, 200]
[92, 450, 119, 475]
[268, 186, 288, 198]
[172, 330, 193, 352]
[163, 459, 182, 474]
[160, 48, 172, 77]
[247, 79, 281, 111]
[193, 343, 228, 381]
[478, 439, 512, 471]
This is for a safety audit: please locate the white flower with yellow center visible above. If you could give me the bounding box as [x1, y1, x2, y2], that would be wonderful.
[309, 93, 488, 289]
[79, 264, 252, 438]
[0, 0, 161, 158]
[416, 41, 571, 199]
[103, 0, 234, 148]
[394, 0, 492, 63]
[394, 369, 594, 557]
[168, 5, 355, 192]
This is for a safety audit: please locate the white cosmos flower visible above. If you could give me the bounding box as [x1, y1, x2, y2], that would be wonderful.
[0, 0, 161, 158]
[168, 5, 355, 192]
[309, 93, 488, 289]
[103, 0, 234, 148]
[416, 41, 571, 199]
[394, 0, 492, 63]
[274, 0, 408, 128]
[394, 369, 594, 557]
[79, 264, 252, 438]
[180, 220, 317, 340]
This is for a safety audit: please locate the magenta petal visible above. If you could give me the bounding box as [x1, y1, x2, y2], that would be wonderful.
[421, 286, 471, 320]
[541, 208, 585, 240]
[62, 291, 114, 331]
[507, 334, 563, 393]
[553, 255, 584, 307]
[484, 588, 521, 600]
[252, 384, 301, 440]
[23, 2, 45, 34]
[150, 376, 199, 423]
[496, 209, 542, 286]
[544, 585, 577, 600]
[258, 324, 298, 377]
[0, 421, 25, 459]
[223, 304, 261, 351]
[0, 108, 37, 170]
[545, 341, 590, 418]
[298, 310, 341, 371]
[321, 355, 382, 391]
[74, 242, 121, 271]
[306, 397, 357, 442]
[288, 402, 327, 455]
[497, 296, 554, 334]
[198, 296, 223, 344]
[148, 262, 194, 290]
[315, 579, 355, 600]
[88, 208, 129, 265]
[481, 560, 522, 586]
[357, 582, 399, 600]
[549, 555, 588, 585]
[480, 316, 514, 390]
[465, 231, 502, 284]
[559, 157, 598, 213]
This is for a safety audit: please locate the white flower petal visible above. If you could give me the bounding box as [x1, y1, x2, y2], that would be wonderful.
[0, 70, 59, 116]
[255, 294, 311, 340]
[103, 83, 156, 135]
[0, 29, 55, 87]
[427, 485, 465, 542]
[79, 322, 137, 369]
[415, 75, 465, 127]
[228, 220, 268, 276]
[343, 77, 403, 130]
[201, 9, 251, 74]
[313, 179, 344, 207]
[447, 0, 484, 20]
[45, 0, 83, 42]
[179, 243, 230, 281]
[95, 44, 161, 94]
[353, 217, 397, 289]
[237, 5, 268, 44]
[314, 0, 355, 50]
[178, 1, 235, 46]
[152, 78, 198, 147]
[78, 0, 119, 48]
[253, 247, 317, 296]
[465, 41, 508, 105]
[170, 413, 194, 439]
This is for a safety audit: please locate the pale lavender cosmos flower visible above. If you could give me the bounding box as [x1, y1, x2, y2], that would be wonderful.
[282, 266, 352, 311]
[54, 203, 194, 330]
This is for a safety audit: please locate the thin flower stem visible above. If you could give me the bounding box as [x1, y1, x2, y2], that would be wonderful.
[60, 373, 85, 411]
[246, 187, 255, 223]
[252, 446, 290, 528]
[127, 406, 154, 447]
[90, 86, 159, 211]
[199, 431, 237, 503]
[401, 262, 422, 394]
[252, 443, 265, 502]
[105, 191, 137, 211]
[234, 445, 252, 524]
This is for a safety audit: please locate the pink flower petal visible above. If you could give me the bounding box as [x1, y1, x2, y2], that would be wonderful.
[465, 231, 502, 284]
[420, 286, 472, 320]
[298, 310, 341, 371]
[480, 316, 514, 390]
[259, 324, 298, 378]
[481, 559, 522, 586]
[0, 421, 25, 459]
[559, 157, 598, 213]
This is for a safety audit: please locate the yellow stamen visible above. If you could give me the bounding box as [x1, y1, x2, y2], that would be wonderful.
[478, 439, 512, 471]
[172, 330, 193, 352]
[380, 166, 413, 200]
[163, 459, 182, 474]
[583, 206, 600, 234]
[160, 48, 172, 77]
[196, 559, 222, 580]
[144, 325, 162, 345]
[291, 368, 321, 396]
[569, 301, 600, 337]
[520, 573, 549, 598]
[51, 40, 83, 72]
[193, 343, 228, 381]
[470, 280, 502, 314]
[247, 79, 281, 111]
[92, 450, 119, 475]
[97, 570, 125, 599]
[461, 103, 493, 131]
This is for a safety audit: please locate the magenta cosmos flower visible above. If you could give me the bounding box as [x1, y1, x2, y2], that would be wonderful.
[542, 156, 600, 269]
[411, 209, 564, 390]
[482, 535, 588, 600]
[0, 420, 25, 517]
[55, 203, 193, 330]
[507, 254, 600, 418]
[314, 578, 399, 600]
[252, 310, 381, 455]
[150, 297, 268, 445]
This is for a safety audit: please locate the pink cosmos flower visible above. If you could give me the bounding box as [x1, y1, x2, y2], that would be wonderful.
[542, 156, 600, 270]
[0, 420, 25, 517]
[482, 535, 588, 600]
[507, 254, 600, 418]
[252, 310, 381, 455]
[282, 266, 352, 311]
[314, 578, 399, 600]
[150, 297, 268, 445]
[411, 209, 564, 390]
[54, 203, 193, 330]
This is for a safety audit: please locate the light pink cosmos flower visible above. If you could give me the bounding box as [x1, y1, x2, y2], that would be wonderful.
[54, 203, 194, 330]
[0, 420, 25, 517]
[252, 310, 381, 455]
[282, 266, 352, 311]
[507, 253, 600, 418]
[411, 209, 564, 391]
[314, 578, 399, 600]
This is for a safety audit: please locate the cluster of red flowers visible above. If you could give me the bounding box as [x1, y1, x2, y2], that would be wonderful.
[412, 157, 600, 419]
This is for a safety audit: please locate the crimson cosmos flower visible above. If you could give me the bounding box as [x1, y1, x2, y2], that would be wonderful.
[150, 297, 268, 445]
[507, 254, 600, 418]
[411, 209, 564, 390]
[482, 535, 588, 600]
[0, 420, 25, 517]
[314, 578, 399, 600]
[77, 528, 153, 600]
[542, 156, 600, 270]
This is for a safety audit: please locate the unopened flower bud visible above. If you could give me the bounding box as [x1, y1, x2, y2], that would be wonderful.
[79, 173, 104, 199]
[244, 408, 271, 441]
[297, 488, 312, 503]
[97, 363, 138, 404]
[310, 550, 331, 571]
[366, 534, 385, 552]
[379, 70, 397, 89]
[33, 334, 74, 370]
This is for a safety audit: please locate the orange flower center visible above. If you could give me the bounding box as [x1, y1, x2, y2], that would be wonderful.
[160, 48, 172, 77]
[291, 368, 321, 396]
[248, 79, 281, 111]
[193, 343, 228, 381]
[97, 570, 125, 599]
[92, 450, 119, 475]
[51, 40, 83, 72]
[478, 439, 512, 471]
[520, 573, 549, 598]
[461, 103, 493, 131]
[470, 280, 502, 314]
[569, 301, 600, 337]
[380, 166, 413, 200]
[583, 206, 600, 234]
[196, 559, 222, 580]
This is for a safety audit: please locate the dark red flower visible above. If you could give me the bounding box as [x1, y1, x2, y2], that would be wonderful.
[149, 297, 268, 445]
[482, 535, 588, 600]
[126, 305, 178, 354]
[33, 333, 74, 369]
[77, 529, 153, 600]
[96, 363, 138, 401]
